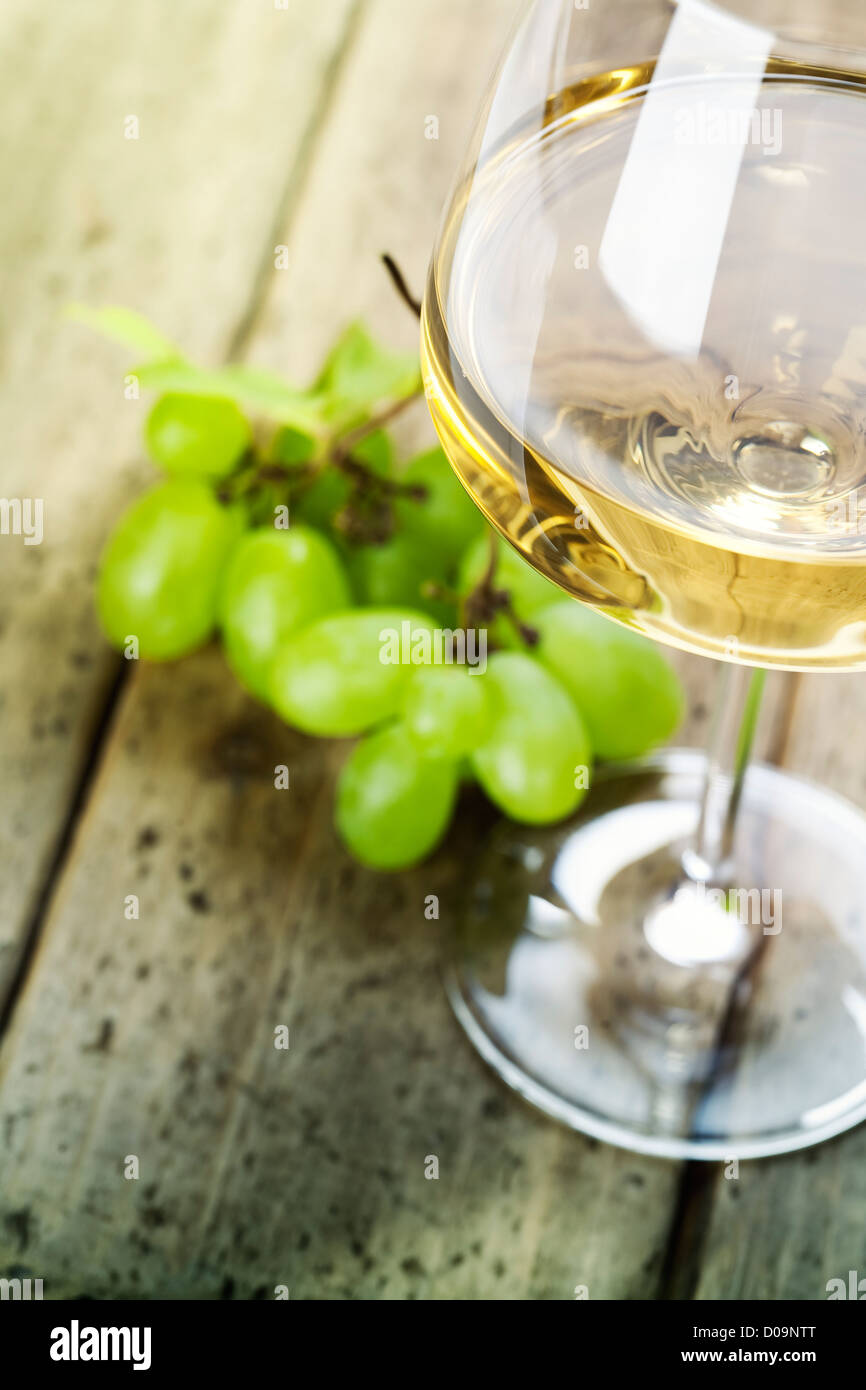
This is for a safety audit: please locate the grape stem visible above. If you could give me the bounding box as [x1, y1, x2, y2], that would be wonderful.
[217, 391, 427, 525]
[480, 530, 499, 587]
[381, 253, 423, 319]
[334, 452, 427, 502]
[220, 254, 425, 524]
[463, 533, 540, 650]
[330, 391, 425, 466]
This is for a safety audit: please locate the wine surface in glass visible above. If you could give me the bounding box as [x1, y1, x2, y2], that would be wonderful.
[423, 62, 866, 669]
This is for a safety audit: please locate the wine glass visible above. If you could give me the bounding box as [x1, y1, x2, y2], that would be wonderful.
[422, 0, 866, 1158]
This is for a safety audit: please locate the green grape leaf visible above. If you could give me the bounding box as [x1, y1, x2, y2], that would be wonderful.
[315, 321, 421, 428]
[218, 365, 329, 428]
[66, 304, 184, 363]
[133, 360, 328, 434]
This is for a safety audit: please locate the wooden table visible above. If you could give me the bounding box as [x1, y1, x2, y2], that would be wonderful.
[1, 0, 866, 1301]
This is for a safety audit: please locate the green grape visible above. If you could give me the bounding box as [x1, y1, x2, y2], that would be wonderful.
[292, 469, 350, 535]
[458, 534, 561, 646]
[347, 530, 455, 624]
[269, 425, 316, 466]
[347, 429, 395, 475]
[292, 430, 393, 536]
[145, 394, 251, 480]
[402, 665, 488, 757]
[219, 526, 351, 701]
[270, 609, 437, 737]
[395, 447, 485, 565]
[316, 433, 457, 621]
[533, 602, 685, 760]
[335, 723, 459, 870]
[471, 652, 592, 825]
[97, 478, 243, 661]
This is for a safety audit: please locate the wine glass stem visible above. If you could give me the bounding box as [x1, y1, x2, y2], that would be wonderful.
[682, 664, 768, 887]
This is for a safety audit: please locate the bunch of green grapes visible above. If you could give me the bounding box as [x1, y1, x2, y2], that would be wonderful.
[92, 317, 685, 872]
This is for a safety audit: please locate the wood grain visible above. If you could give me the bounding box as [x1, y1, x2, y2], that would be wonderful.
[683, 672, 866, 1301]
[665, 0, 866, 1301]
[0, 0, 690, 1299]
[0, 0, 361, 1003]
[0, 650, 682, 1299]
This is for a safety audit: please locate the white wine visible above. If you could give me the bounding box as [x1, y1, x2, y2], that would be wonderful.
[423, 61, 866, 669]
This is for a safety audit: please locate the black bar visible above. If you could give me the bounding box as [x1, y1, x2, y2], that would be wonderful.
[0, 1296, 859, 1375]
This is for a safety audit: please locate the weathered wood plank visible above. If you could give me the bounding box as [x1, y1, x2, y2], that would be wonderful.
[688, 672, 866, 1301]
[0, 0, 361, 1002]
[669, 0, 866, 1300]
[0, 0, 693, 1299]
[0, 648, 681, 1300]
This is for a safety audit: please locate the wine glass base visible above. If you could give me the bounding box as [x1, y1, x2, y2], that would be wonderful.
[446, 751, 866, 1160]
